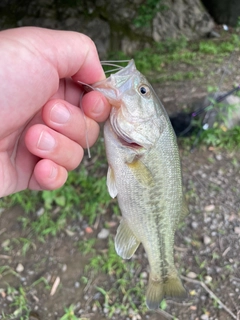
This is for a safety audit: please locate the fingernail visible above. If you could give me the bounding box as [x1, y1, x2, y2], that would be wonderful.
[92, 97, 105, 115]
[37, 131, 55, 150]
[50, 103, 70, 124]
[49, 165, 57, 179]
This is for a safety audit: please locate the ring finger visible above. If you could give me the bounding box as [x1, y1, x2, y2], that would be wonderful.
[25, 124, 84, 171]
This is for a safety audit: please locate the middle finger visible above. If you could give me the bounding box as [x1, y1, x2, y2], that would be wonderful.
[42, 98, 100, 148]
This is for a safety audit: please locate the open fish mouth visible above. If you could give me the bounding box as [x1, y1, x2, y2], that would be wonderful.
[110, 111, 145, 149]
[113, 123, 144, 149]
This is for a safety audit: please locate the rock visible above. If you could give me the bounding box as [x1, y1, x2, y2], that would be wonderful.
[65, 229, 75, 237]
[153, 0, 214, 42]
[203, 235, 211, 245]
[36, 207, 44, 217]
[103, 307, 108, 314]
[140, 271, 148, 279]
[204, 275, 212, 283]
[200, 314, 209, 320]
[216, 154, 222, 161]
[191, 221, 198, 229]
[197, 93, 240, 131]
[187, 271, 197, 279]
[204, 204, 215, 211]
[234, 227, 240, 234]
[92, 304, 98, 312]
[97, 228, 110, 239]
[16, 263, 24, 273]
[62, 264, 67, 272]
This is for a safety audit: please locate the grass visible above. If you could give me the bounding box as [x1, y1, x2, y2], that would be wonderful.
[60, 305, 83, 320]
[84, 238, 148, 317]
[1, 139, 112, 240]
[3, 286, 30, 320]
[108, 32, 240, 91]
[1, 281, 49, 320]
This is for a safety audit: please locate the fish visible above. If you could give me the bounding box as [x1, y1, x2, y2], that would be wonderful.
[92, 59, 188, 309]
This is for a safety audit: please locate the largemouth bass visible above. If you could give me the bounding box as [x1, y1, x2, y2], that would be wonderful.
[93, 60, 188, 309]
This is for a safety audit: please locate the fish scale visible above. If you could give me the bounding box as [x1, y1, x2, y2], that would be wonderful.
[92, 59, 188, 309]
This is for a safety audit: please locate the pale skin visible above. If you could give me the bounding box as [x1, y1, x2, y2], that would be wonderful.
[0, 27, 111, 197]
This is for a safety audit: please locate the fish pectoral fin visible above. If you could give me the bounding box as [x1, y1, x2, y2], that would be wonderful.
[180, 197, 189, 219]
[115, 219, 140, 259]
[106, 166, 118, 198]
[126, 159, 154, 187]
[146, 273, 187, 310]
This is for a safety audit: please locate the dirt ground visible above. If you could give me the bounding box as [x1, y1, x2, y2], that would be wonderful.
[1, 25, 240, 320]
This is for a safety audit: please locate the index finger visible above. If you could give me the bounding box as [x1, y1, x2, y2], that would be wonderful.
[0, 27, 106, 136]
[1, 26, 105, 84]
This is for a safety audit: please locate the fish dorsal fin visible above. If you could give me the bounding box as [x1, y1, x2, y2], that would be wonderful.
[106, 166, 118, 198]
[115, 219, 140, 259]
[126, 159, 154, 187]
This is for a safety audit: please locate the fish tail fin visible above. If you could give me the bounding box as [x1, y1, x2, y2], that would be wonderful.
[146, 277, 164, 310]
[146, 273, 187, 310]
[163, 274, 187, 298]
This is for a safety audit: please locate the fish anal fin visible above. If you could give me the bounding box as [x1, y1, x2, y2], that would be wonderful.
[115, 219, 140, 259]
[107, 166, 118, 198]
[146, 273, 187, 310]
[127, 160, 154, 187]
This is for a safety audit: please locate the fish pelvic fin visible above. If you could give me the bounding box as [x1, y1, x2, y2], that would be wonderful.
[115, 219, 140, 259]
[146, 273, 187, 310]
[126, 160, 154, 187]
[106, 165, 118, 198]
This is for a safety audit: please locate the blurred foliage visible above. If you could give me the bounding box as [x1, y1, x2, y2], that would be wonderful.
[134, 0, 167, 27]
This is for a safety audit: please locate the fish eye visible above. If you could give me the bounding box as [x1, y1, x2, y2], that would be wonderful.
[139, 85, 150, 96]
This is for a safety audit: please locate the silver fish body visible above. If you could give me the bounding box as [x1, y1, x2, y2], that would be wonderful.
[93, 60, 187, 309]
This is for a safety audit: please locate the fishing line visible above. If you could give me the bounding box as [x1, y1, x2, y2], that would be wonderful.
[101, 60, 130, 74]
[104, 67, 123, 74]
[77, 61, 129, 155]
[78, 84, 93, 159]
[101, 59, 130, 64]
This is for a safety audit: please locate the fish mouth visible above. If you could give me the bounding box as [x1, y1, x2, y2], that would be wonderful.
[111, 117, 143, 149]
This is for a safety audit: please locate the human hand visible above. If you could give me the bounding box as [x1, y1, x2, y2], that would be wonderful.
[0, 27, 110, 197]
